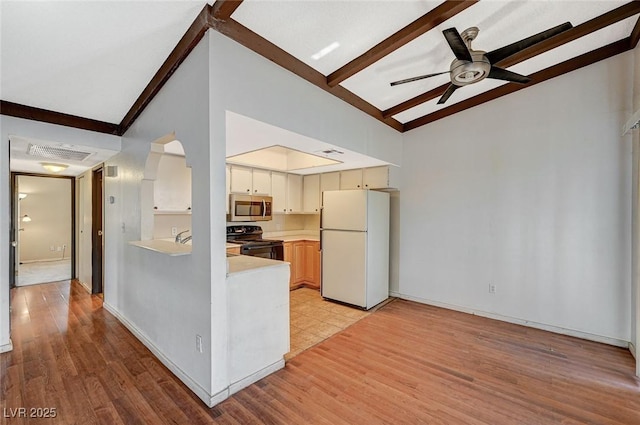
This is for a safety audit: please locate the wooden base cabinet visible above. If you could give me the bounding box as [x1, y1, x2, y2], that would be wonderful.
[283, 240, 320, 290]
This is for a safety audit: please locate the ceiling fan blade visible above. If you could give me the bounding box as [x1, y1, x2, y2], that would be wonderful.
[390, 71, 450, 87]
[486, 22, 573, 64]
[437, 84, 458, 104]
[487, 66, 531, 84]
[443, 28, 472, 62]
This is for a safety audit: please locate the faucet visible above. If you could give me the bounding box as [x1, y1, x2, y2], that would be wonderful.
[180, 235, 192, 244]
[175, 230, 190, 243]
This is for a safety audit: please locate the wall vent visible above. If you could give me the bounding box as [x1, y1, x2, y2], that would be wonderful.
[27, 144, 93, 161]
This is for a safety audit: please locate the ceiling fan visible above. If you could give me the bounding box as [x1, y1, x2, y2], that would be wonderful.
[390, 22, 573, 104]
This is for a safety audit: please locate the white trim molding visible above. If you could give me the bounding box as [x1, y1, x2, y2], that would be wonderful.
[390, 291, 630, 348]
[0, 339, 13, 353]
[103, 302, 223, 407]
[229, 359, 285, 395]
[623, 109, 640, 135]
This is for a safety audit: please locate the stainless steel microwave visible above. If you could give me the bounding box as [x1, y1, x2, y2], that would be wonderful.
[228, 194, 273, 222]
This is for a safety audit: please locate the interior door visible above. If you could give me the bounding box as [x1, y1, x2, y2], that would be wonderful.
[91, 167, 103, 294]
[9, 173, 17, 289]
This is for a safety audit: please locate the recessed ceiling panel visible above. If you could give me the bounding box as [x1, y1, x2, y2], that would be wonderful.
[10, 136, 119, 176]
[393, 15, 638, 123]
[341, 0, 630, 112]
[226, 111, 390, 175]
[0, 1, 207, 123]
[232, 0, 445, 75]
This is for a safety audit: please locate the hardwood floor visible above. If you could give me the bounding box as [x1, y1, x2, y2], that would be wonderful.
[2, 280, 639, 424]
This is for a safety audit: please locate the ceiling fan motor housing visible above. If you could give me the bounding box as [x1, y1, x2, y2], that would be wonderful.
[450, 51, 490, 86]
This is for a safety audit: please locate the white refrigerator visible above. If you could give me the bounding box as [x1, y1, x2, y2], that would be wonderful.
[321, 190, 390, 309]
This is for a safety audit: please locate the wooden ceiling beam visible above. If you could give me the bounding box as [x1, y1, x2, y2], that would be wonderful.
[383, 1, 640, 120]
[119, 4, 213, 134]
[495, 1, 640, 67]
[0, 101, 121, 135]
[403, 38, 631, 131]
[211, 18, 404, 132]
[211, 0, 243, 21]
[326, 0, 478, 87]
[630, 14, 640, 48]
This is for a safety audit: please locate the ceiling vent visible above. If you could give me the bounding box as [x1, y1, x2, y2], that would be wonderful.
[27, 144, 93, 161]
[319, 148, 344, 155]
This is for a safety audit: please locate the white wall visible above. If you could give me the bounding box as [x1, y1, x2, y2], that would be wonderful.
[631, 44, 640, 367]
[103, 34, 217, 403]
[208, 29, 403, 399]
[399, 52, 634, 345]
[0, 115, 120, 353]
[17, 176, 71, 262]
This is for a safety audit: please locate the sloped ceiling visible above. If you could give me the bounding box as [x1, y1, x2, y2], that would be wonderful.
[1, 1, 639, 136]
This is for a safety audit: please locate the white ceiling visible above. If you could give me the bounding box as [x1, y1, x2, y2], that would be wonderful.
[233, 0, 637, 123]
[10, 136, 119, 177]
[1, 0, 637, 169]
[1, 0, 209, 124]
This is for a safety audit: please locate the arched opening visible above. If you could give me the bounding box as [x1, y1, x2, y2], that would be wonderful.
[142, 135, 192, 244]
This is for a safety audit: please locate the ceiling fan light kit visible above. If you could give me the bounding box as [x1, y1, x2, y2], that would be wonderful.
[391, 22, 573, 105]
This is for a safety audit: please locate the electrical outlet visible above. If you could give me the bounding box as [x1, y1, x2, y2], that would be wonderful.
[171, 227, 178, 236]
[50, 245, 54, 251]
[196, 335, 203, 353]
[489, 284, 496, 294]
[56, 246, 61, 252]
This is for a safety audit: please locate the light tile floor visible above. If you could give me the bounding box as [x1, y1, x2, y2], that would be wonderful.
[287, 288, 371, 360]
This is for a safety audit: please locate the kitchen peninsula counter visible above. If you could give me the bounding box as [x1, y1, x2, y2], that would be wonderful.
[226, 254, 287, 275]
[263, 231, 320, 242]
[129, 239, 192, 256]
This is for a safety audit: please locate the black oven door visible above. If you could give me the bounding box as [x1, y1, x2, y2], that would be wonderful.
[241, 243, 284, 261]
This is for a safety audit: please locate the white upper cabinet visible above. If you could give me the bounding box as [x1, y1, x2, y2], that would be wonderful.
[226, 165, 231, 214]
[230, 166, 271, 195]
[338, 166, 400, 190]
[252, 169, 271, 195]
[320, 172, 340, 193]
[271, 171, 287, 213]
[363, 165, 400, 190]
[287, 174, 302, 213]
[340, 169, 363, 190]
[230, 166, 253, 194]
[303, 174, 320, 213]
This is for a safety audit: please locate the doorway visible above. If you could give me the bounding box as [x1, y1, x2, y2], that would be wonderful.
[11, 173, 75, 287]
[91, 167, 104, 294]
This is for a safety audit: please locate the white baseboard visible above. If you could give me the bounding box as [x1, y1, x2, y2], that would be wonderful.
[630, 342, 637, 359]
[390, 291, 630, 348]
[0, 339, 13, 353]
[77, 280, 91, 293]
[228, 358, 285, 395]
[20, 258, 69, 264]
[103, 302, 223, 407]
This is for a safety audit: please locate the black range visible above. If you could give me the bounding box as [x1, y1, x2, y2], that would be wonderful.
[226, 225, 284, 261]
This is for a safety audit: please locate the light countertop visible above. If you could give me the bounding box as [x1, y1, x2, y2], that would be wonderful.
[262, 231, 320, 242]
[129, 240, 192, 256]
[227, 254, 288, 275]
